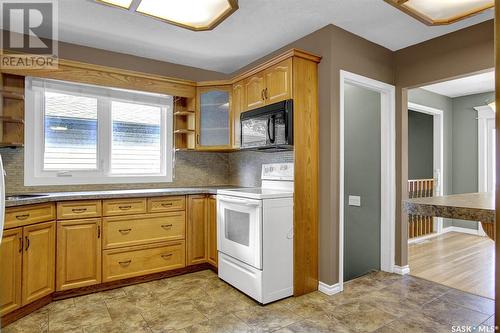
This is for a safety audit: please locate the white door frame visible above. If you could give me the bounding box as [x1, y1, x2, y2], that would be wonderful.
[475, 104, 495, 237]
[339, 70, 396, 291]
[407, 102, 445, 235]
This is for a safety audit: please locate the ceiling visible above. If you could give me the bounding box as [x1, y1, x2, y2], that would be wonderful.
[421, 71, 495, 98]
[3, 0, 495, 73]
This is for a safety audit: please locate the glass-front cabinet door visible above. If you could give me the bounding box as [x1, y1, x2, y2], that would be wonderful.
[196, 86, 232, 150]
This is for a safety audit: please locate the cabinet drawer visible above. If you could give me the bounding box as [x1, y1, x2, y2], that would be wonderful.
[103, 212, 185, 249]
[103, 198, 147, 216]
[147, 196, 186, 213]
[102, 241, 185, 282]
[57, 201, 102, 220]
[5, 203, 56, 229]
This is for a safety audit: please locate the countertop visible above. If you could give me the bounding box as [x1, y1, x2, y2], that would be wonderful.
[5, 187, 238, 207]
[404, 192, 495, 223]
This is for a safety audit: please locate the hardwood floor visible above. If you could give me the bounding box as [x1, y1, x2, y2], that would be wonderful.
[409, 231, 495, 299]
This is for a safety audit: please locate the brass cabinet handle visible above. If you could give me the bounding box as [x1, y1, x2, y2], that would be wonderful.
[161, 224, 173, 229]
[24, 236, 29, 251]
[264, 88, 268, 100]
[161, 253, 173, 259]
[196, 134, 200, 145]
[72, 208, 87, 213]
[118, 260, 131, 266]
[118, 228, 132, 234]
[161, 203, 173, 207]
[261, 89, 265, 100]
[97, 225, 101, 239]
[15, 213, 30, 220]
[18, 237, 23, 253]
[118, 205, 132, 210]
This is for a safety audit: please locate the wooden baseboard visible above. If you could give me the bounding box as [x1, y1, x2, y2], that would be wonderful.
[1, 294, 52, 327]
[2, 263, 217, 328]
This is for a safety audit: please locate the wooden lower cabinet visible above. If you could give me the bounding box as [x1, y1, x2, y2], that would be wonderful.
[56, 219, 102, 291]
[22, 221, 55, 305]
[102, 241, 185, 282]
[187, 195, 207, 265]
[0, 228, 23, 316]
[207, 196, 217, 267]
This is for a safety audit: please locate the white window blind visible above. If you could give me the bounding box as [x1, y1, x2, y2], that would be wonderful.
[25, 77, 174, 186]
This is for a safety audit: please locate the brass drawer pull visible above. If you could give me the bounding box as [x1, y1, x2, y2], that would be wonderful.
[25, 236, 30, 251]
[15, 213, 30, 220]
[72, 208, 87, 213]
[118, 205, 132, 210]
[161, 202, 173, 207]
[161, 224, 173, 229]
[18, 237, 23, 253]
[161, 253, 173, 259]
[118, 228, 132, 234]
[118, 260, 132, 266]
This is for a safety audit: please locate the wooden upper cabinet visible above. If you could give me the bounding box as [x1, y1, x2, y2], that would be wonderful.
[56, 219, 102, 291]
[0, 228, 23, 316]
[207, 195, 217, 268]
[187, 195, 207, 265]
[243, 74, 266, 110]
[263, 58, 292, 104]
[22, 221, 55, 305]
[232, 81, 245, 149]
[196, 86, 232, 150]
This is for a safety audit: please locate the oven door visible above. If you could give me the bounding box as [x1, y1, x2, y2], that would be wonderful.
[217, 195, 262, 269]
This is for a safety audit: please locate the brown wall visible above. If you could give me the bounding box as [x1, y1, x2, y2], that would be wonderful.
[394, 20, 494, 267]
[233, 24, 395, 285]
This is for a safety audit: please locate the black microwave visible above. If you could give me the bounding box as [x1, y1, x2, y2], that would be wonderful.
[240, 99, 293, 151]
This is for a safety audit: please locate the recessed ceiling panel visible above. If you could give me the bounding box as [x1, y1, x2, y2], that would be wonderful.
[136, 0, 237, 31]
[96, 0, 133, 9]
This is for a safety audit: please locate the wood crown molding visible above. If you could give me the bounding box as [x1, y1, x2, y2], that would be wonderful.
[197, 48, 322, 86]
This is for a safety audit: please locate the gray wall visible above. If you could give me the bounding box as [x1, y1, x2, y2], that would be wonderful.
[343, 83, 381, 281]
[408, 89, 495, 230]
[408, 111, 434, 179]
[451, 91, 495, 229]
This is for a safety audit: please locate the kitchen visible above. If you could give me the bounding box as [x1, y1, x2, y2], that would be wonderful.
[0, 0, 498, 332]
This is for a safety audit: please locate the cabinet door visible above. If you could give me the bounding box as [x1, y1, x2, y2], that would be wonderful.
[264, 58, 292, 105]
[232, 81, 245, 149]
[197, 86, 232, 150]
[244, 74, 266, 110]
[56, 219, 102, 291]
[22, 221, 55, 305]
[207, 195, 217, 267]
[0, 228, 23, 316]
[187, 195, 207, 265]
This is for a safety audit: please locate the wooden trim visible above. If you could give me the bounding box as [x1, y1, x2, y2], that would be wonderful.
[1, 295, 52, 328]
[292, 57, 319, 296]
[197, 49, 322, 87]
[383, 0, 494, 26]
[0, 56, 196, 98]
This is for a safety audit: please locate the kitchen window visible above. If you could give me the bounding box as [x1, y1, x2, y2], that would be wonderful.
[24, 77, 173, 185]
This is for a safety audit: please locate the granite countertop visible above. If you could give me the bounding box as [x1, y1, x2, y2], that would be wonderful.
[404, 192, 495, 223]
[5, 187, 238, 207]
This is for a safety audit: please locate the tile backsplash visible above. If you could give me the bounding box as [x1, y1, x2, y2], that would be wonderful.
[0, 148, 294, 194]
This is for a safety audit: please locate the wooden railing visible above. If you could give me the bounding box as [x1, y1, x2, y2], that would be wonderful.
[408, 178, 435, 239]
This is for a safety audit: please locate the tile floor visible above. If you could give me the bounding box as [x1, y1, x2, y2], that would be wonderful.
[4, 270, 495, 333]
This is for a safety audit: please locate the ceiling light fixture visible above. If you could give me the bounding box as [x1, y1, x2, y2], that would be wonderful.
[384, 0, 494, 25]
[96, 0, 134, 10]
[96, 0, 238, 31]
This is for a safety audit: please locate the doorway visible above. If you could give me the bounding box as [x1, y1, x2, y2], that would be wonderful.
[339, 71, 395, 288]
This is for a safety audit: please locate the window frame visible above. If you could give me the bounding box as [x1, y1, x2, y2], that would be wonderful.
[24, 77, 174, 186]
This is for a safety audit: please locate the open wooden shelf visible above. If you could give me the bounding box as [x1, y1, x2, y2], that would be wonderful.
[174, 96, 196, 151]
[1, 74, 25, 148]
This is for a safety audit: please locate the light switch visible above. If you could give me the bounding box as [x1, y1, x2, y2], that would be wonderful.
[348, 195, 361, 207]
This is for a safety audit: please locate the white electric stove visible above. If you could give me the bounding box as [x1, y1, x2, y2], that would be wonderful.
[216, 163, 294, 304]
